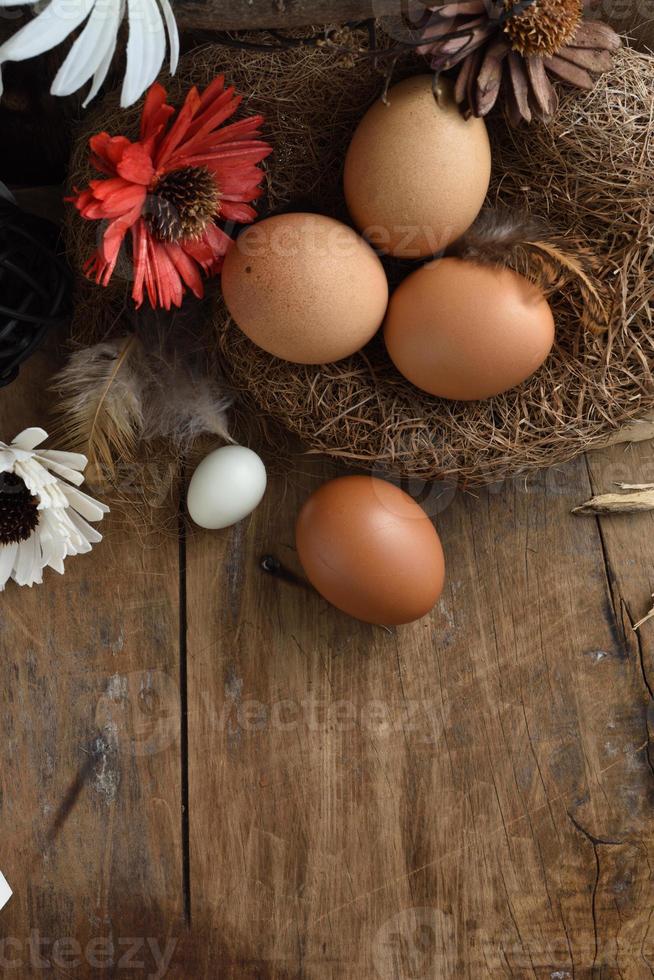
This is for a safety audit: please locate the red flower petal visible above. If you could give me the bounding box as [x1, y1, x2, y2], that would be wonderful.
[166, 242, 205, 299]
[203, 222, 233, 263]
[116, 143, 155, 185]
[153, 86, 202, 170]
[197, 74, 226, 112]
[144, 236, 157, 309]
[195, 114, 266, 148]
[140, 82, 175, 142]
[172, 89, 240, 157]
[87, 178, 147, 215]
[131, 219, 149, 308]
[182, 222, 231, 275]
[101, 201, 144, 264]
[220, 201, 258, 223]
[149, 238, 184, 310]
[70, 187, 96, 213]
[89, 133, 132, 175]
[178, 144, 272, 169]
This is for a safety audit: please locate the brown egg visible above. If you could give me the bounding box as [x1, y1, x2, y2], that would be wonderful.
[343, 76, 491, 259]
[296, 476, 446, 625]
[384, 257, 555, 400]
[221, 212, 389, 365]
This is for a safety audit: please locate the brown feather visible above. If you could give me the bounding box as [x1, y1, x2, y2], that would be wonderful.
[50, 315, 235, 504]
[50, 337, 145, 487]
[450, 209, 610, 334]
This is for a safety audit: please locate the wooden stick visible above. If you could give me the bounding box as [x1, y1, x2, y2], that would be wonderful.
[572, 485, 654, 514]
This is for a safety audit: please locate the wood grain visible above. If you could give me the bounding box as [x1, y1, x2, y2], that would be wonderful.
[185, 452, 654, 977]
[175, 0, 654, 49]
[0, 340, 185, 978]
[2, 358, 653, 977]
[175, 0, 394, 31]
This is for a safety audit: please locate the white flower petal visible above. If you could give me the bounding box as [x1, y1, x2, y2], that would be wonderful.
[0, 543, 18, 591]
[0, 450, 16, 473]
[15, 458, 61, 503]
[37, 511, 67, 572]
[36, 449, 88, 472]
[34, 454, 86, 487]
[157, 0, 178, 74]
[1, 429, 106, 588]
[121, 0, 165, 108]
[83, 0, 124, 105]
[13, 533, 42, 588]
[68, 508, 104, 546]
[51, 0, 121, 96]
[0, 0, 94, 65]
[61, 483, 110, 522]
[11, 428, 48, 451]
[59, 512, 93, 555]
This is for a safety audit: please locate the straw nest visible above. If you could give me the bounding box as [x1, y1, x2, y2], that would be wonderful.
[66, 40, 654, 486]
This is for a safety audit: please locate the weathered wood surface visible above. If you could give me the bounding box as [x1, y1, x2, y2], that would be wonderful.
[2, 11, 654, 955]
[0, 346, 185, 977]
[184, 447, 654, 977]
[175, 0, 654, 52]
[3, 340, 653, 976]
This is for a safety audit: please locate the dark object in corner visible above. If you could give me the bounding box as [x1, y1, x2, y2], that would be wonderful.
[0, 196, 70, 387]
[0, 44, 79, 186]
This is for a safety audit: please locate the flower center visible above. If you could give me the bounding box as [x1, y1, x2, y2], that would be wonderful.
[503, 0, 583, 56]
[146, 167, 221, 244]
[0, 473, 39, 545]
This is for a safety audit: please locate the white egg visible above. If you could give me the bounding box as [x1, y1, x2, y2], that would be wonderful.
[187, 445, 267, 530]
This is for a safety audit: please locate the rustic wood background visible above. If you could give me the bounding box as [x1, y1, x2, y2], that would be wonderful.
[175, 0, 654, 51]
[0, 8, 653, 973]
[1, 307, 653, 977]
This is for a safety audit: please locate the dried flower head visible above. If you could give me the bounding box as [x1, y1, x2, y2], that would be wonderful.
[146, 167, 221, 244]
[503, 0, 583, 56]
[416, 0, 621, 123]
[70, 77, 272, 310]
[0, 427, 109, 590]
[0, 473, 39, 545]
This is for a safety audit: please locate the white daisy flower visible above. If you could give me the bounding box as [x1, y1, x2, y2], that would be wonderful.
[0, 0, 179, 108]
[0, 427, 109, 591]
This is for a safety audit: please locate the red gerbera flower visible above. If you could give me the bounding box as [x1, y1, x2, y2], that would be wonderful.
[71, 77, 272, 310]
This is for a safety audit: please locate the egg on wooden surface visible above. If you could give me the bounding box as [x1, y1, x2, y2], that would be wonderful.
[296, 476, 446, 625]
[221, 213, 389, 365]
[343, 75, 491, 259]
[187, 445, 267, 530]
[384, 257, 555, 401]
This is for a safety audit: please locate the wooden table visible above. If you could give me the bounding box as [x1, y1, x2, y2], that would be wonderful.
[1, 325, 653, 979]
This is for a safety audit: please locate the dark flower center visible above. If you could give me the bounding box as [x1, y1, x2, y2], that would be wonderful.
[146, 167, 220, 244]
[0, 472, 39, 545]
[503, 0, 583, 56]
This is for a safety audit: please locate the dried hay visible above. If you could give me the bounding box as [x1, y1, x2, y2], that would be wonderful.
[66, 38, 654, 486]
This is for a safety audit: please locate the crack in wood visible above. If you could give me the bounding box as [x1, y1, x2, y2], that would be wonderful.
[179, 504, 192, 927]
[584, 457, 654, 784]
[622, 598, 654, 784]
[567, 812, 623, 977]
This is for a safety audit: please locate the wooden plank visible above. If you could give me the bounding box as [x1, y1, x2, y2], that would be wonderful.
[0, 336, 186, 977]
[185, 453, 654, 976]
[176, 0, 654, 49]
[176, 0, 394, 31]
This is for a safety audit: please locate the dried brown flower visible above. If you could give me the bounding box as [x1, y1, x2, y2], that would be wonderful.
[147, 166, 221, 243]
[0, 473, 39, 545]
[504, 0, 582, 56]
[416, 0, 621, 123]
